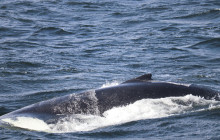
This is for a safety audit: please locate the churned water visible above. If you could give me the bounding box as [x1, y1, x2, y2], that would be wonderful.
[0, 0, 220, 139]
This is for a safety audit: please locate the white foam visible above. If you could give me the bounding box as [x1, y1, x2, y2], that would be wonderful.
[1, 95, 220, 133]
[100, 81, 120, 88]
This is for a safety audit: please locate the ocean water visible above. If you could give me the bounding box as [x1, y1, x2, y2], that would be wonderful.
[0, 0, 220, 139]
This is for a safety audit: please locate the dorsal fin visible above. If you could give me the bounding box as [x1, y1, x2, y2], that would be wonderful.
[122, 73, 152, 84]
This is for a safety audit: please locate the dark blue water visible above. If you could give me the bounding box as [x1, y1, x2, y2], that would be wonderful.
[0, 0, 220, 139]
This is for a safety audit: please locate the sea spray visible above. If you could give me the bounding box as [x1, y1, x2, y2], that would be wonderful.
[2, 94, 219, 133]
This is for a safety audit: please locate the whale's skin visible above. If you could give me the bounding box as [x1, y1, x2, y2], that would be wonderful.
[96, 81, 220, 114]
[0, 74, 219, 120]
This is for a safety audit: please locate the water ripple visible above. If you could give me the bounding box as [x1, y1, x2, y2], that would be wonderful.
[174, 9, 220, 21]
[34, 27, 73, 36]
[0, 0, 220, 138]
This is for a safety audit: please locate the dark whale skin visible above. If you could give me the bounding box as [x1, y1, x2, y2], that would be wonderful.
[96, 81, 220, 114]
[0, 74, 219, 120]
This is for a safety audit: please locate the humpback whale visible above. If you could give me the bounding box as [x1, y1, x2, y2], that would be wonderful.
[0, 74, 219, 123]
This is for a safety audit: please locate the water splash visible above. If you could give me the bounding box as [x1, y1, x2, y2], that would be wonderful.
[100, 81, 120, 88]
[1, 95, 220, 133]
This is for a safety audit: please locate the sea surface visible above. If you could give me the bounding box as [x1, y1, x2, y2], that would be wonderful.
[0, 0, 220, 139]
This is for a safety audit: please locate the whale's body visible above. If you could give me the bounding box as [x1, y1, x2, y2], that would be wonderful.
[0, 74, 219, 122]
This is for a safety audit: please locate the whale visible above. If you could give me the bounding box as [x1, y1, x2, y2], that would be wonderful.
[0, 74, 219, 124]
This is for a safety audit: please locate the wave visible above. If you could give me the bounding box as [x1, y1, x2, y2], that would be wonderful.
[0, 41, 41, 48]
[0, 27, 10, 32]
[1, 95, 220, 133]
[139, 4, 170, 13]
[66, 1, 121, 7]
[174, 9, 220, 21]
[34, 27, 73, 36]
[4, 61, 42, 69]
[207, 58, 220, 63]
[122, 17, 157, 27]
[0, 27, 28, 38]
[186, 38, 220, 58]
[190, 38, 220, 49]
